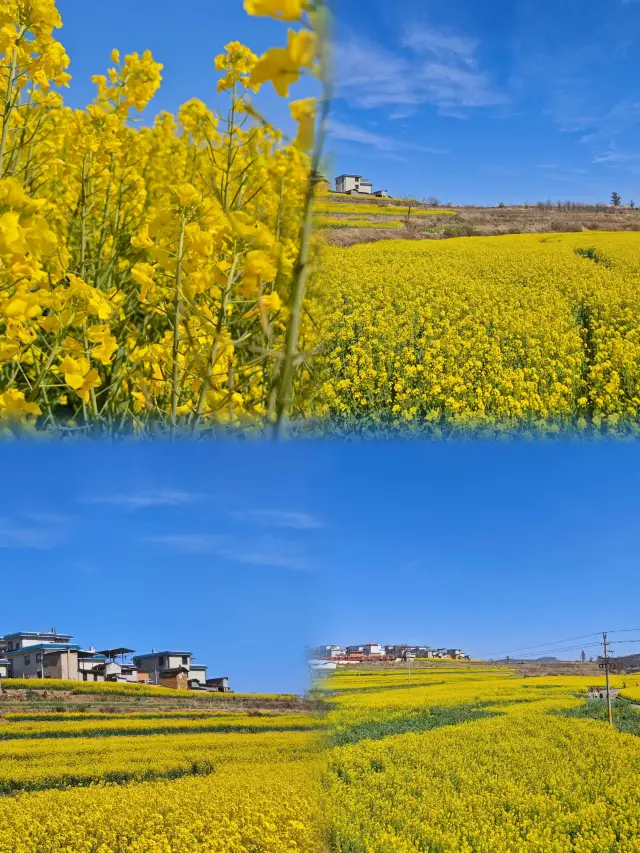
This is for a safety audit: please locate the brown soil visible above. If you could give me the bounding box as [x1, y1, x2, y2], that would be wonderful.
[0, 688, 319, 714]
[319, 206, 640, 247]
[332, 660, 603, 677]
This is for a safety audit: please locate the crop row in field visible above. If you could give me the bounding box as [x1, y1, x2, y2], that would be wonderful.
[0, 711, 321, 741]
[1, 677, 295, 700]
[314, 203, 455, 217]
[0, 727, 316, 793]
[315, 217, 405, 230]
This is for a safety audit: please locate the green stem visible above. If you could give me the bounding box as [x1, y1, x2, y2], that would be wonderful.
[170, 215, 187, 427]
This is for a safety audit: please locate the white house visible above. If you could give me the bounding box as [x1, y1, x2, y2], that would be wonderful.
[7, 643, 81, 679]
[188, 664, 208, 686]
[0, 658, 8, 678]
[362, 643, 385, 657]
[335, 174, 373, 195]
[3, 630, 74, 652]
[312, 644, 344, 659]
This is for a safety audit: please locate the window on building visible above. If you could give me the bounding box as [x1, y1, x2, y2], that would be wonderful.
[158, 656, 164, 667]
[7, 642, 12, 650]
[36, 653, 42, 663]
[24, 655, 30, 665]
[182, 656, 189, 665]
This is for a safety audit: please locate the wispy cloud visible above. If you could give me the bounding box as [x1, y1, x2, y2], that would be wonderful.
[402, 26, 478, 68]
[237, 509, 324, 530]
[0, 515, 67, 550]
[81, 489, 203, 511]
[143, 534, 222, 554]
[334, 21, 505, 116]
[143, 533, 312, 571]
[591, 146, 640, 165]
[328, 118, 448, 154]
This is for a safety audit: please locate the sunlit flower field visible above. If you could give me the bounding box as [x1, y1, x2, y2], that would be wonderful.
[0, 689, 323, 852]
[321, 664, 640, 852]
[313, 232, 640, 435]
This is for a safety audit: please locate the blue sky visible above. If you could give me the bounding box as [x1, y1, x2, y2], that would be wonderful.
[1, 441, 324, 693]
[55, 0, 640, 205]
[3, 441, 640, 686]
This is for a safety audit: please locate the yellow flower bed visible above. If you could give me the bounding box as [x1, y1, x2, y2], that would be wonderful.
[0, 712, 319, 740]
[315, 216, 405, 229]
[314, 203, 455, 217]
[620, 685, 640, 702]
[0, 727, 316, 792]
[327, 716, 640, 852]
[314, 232, 640, 433]
[324, 664, 640, 851]
[1, 677, 294, 700]
[0, 761, 323, 853]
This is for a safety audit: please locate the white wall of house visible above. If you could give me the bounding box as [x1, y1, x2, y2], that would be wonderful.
[336, 175, 373, 194]
[189, 666, 207, 684]
[4, 633, 72, 651]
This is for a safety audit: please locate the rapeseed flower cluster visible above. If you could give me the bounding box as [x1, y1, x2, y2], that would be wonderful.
[0, 762, 323, 852]
[314, 232, 640, 434]
[0, 0, 327, 434]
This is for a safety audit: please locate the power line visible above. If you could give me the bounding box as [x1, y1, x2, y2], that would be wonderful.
[482, 632, 603, 658]
[494, 642, 603, 660]
[482, 628, 640, 659]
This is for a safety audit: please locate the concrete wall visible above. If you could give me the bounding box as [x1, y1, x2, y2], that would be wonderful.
[9, 650, 44, 678]
[43, 650, 79, 680]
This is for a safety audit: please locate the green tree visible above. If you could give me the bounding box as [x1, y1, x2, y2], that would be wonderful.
[611, 191, 622, 206]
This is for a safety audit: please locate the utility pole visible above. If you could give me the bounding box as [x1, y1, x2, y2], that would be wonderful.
[407, 655, 412, 691]
[601, 632, 614, 727]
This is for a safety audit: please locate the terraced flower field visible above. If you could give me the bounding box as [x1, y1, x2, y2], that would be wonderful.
[313, 231, 640, 434]
[0, 688, 323, 852]
[322, 664, 640, 852]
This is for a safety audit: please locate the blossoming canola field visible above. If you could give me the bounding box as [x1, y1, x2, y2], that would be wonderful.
[322, 665, 640, 852]
[315, 232, 640, 434]
[0, 695, 322, 852]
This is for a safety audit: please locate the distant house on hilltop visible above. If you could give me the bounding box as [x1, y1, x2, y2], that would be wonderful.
[334, 175, 392, 198]
[335, 174, 372, 194]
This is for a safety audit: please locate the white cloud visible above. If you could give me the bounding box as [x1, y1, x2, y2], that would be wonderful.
[328, 119, 448, 154]
[334, 21, 505, 115]
[402, 26, 479, 68]
[81, 490, 202, 511]
[143, 534, 222, 554]
[143, 533, 312, 571]
[238, 510, 324, 530]
[0, 515, 66, 549]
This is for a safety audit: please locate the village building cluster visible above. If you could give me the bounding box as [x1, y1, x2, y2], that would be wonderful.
[311, 643, 470, 663]
[0, 629, 230, 692]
